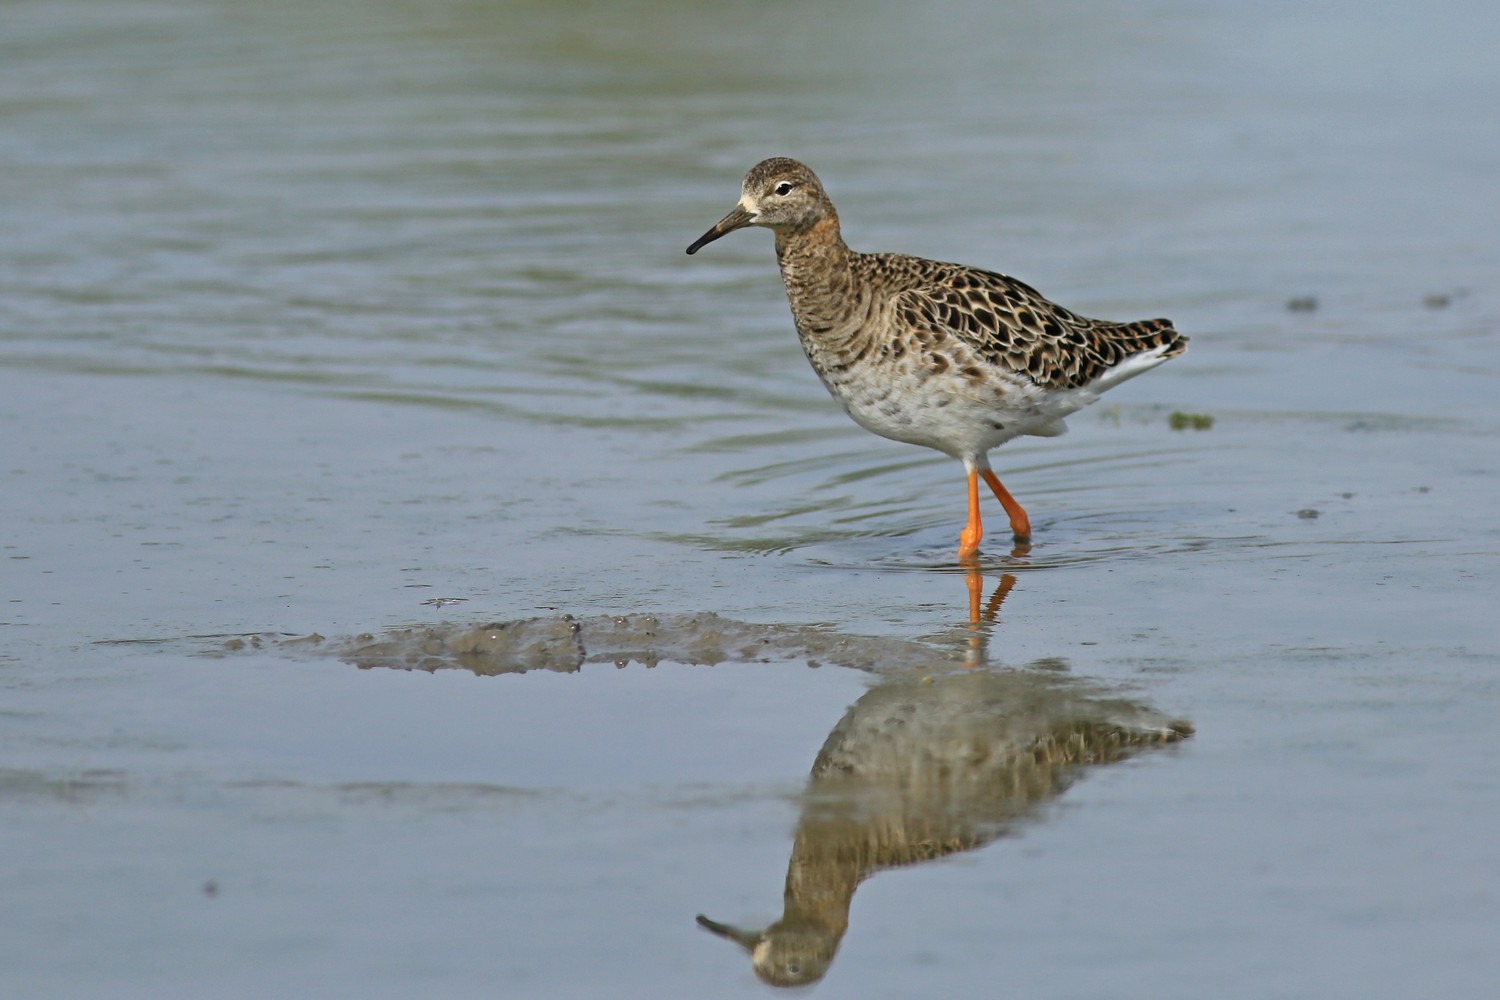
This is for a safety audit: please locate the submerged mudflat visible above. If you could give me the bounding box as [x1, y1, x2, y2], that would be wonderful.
[4, 1, 1498, 998]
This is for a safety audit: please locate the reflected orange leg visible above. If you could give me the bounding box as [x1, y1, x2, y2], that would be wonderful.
[965, 561, 984, 623]
[963, 570, 1019, 664]
[980, 470, 1031, 543]
[956, 469, 984, 561]
[984, 572, 1018, 621]
[964, 566, 1015, 625]
[965, 569, 1020, 625]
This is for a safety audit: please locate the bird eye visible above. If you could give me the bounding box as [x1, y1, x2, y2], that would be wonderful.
[774, 181, 794, 196]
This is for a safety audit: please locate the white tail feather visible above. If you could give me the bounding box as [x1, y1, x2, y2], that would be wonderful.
[1086, 342, 1179, 394]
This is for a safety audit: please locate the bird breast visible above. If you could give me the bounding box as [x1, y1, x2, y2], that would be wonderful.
[793, 304, 1043, 458]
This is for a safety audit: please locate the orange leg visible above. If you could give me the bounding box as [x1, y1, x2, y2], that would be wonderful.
[956, 468, 984, 561]
[980, 470, 1032, 543]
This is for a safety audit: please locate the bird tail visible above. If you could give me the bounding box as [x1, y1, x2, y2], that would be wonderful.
[1087, 319, 1188, 393]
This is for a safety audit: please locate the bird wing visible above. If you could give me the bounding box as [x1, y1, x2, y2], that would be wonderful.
[882, 258, 1186, 391]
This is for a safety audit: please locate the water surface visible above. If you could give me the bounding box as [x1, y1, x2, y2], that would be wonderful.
[3, 1, 1498, 997]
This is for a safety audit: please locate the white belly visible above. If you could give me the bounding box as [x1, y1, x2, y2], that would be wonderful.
[826, 365, 1084, 459]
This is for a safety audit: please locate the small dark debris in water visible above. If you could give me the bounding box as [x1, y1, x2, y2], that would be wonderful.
[1422, 293, 1451, 309]
[421, 597, 469, 609]
[1168, 411, 1214, 431]
[1416, 485, 1431, 493]
[1286, 296, 1318, 312]
[1297, 508, 1320, 519]
[1339, 492, 1354, 499]
[202, 880, 220, 898]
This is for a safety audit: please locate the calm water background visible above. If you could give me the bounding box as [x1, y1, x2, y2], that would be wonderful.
[3, 0, 1498, 997]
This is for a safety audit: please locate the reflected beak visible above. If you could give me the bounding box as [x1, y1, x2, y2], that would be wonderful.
[695, 914, 764, 951]
[686, 204, 755, 254]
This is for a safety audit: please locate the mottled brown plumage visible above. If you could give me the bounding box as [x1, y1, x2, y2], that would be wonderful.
[688, 157, 1188, 559]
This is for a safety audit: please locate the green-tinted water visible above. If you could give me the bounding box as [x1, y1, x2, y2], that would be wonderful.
[3, 1, 1497, 997]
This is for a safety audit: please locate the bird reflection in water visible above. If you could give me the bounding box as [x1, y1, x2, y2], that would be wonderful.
[697, 569, 1192, 987]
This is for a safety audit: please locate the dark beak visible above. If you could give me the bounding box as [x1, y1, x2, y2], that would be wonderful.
[695, 914, 764, 951]
[686, 204, 754, 254]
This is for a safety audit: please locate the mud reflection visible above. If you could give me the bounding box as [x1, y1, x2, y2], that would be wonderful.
[697, 571, 1191, 988]
[338, 610, 945, 674]
[333, 565, 1020, 675]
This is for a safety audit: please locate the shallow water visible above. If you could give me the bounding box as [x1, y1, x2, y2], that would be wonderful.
[3, 0, 1498, 997]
